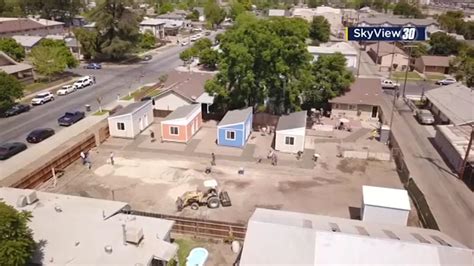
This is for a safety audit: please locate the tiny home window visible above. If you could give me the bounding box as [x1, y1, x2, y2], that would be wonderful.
[225, 130, 236, 140]
[285, 136, 295, 145]
[170, 126, 179, 135]
[117, 122, 125, 130]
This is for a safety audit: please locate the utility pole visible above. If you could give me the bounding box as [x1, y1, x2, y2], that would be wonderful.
[388, 42, 396, 80]
[459, 127, 474, 180]
[356, 42, 362, 77]
[401, 45, 414, 98]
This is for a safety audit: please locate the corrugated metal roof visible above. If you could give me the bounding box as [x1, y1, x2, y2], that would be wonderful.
[276, 111, 307, 131]
[163, 104, 200, 121]
[218, 107, 252, 127]
[425, 83, 474, 126]
[109, 101, 150, 117]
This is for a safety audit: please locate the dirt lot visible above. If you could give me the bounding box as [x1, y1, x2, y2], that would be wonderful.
[41, 129, 418, 225]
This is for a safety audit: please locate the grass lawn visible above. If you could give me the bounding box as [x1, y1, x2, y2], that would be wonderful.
[168, 238, 198, 266]
[93, 110, 110, 116]
[425, 73, 445, 81]
[391, 71, 421, 80]
[146, 89, 161, 97]
[121, 86, 157, 101]
[120, 95, 134, 101]
[24, 77, 73, 94]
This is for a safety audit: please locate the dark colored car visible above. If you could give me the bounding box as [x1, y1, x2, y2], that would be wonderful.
[2, 104, 30, 117]
[26, 128, 55, 143]
[0, 142, 27, 160]
[85, 63, 102, 69]
[58, 111, 85, 126]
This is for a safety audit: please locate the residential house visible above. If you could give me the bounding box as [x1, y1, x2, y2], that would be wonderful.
[239, 208, 473, 265]
[0, 51, 35, 84]
[275, 111, 307, 154]
[362, 185, 411, 226]
[158, 10, 188, 21]
[217, 107, 253, 148]
[12, 35, 43, 52]
[153, 71, 215, 113]
[292, 7, 343, 36]
[108, 101, 154, 139]
[65, 37, 82, 60]
[0, 17, 64, 37]
[140, 19, 166, 39]
[0, 187, 177, 265]
[367, 42, 409, 71]
[424, 83, 474, 126]
[329, 78, 383, 121]
[160, 104, 202, 143]
[414, 55, 452, 74]
[308, 42, 358, 68]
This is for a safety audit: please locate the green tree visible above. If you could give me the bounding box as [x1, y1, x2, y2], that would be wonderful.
[37, 39, 78, 68]
[308, 0, 327, 8]
[0, 37, 25, 61]
[186, 9, 200, 21]
[139, 31, 156, 49]
[429, 32, 460, 56]
[193, 38, 213, 51]
[73, 28, 100, 60]
[159, 2, 174, 14]
[88, 0, 140, 60]
[30, 46, 68, 80]
[303, 53, 354, 108]
[438, 11, 464, 33]
[179, 47, 196, 63]
[204, 0, 225, 28]
[393, 1, 423, 18]
[451, 47, 474, 87]
[19, 0, 82, 24]
[205, 15, 312, 114]
[0, 72, 23, 112]
[229, 0, 246, 20]
[199, 48, 219, 69]
[309, 16, 330, 45]
[0, 201, 35, 266]
[410, 42, 428, 58]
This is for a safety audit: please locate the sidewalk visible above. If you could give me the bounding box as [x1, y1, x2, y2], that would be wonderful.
[380, 95, 474, 248]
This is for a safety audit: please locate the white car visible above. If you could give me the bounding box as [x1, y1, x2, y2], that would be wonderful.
[381, 79, 400, 89]
[31, 92, 54, 105]
[73, 76, 94, 89]
[56, 85, 76, 96]
[181, 41, 189, 46]
[435, 78, 456, 86]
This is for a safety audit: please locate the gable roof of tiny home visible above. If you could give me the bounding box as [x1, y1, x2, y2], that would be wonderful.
[218, 107, 253, 127]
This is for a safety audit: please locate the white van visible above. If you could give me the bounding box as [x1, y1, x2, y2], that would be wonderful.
[73, 76, 94, 89]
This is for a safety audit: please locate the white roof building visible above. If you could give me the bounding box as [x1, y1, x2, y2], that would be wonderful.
[268, 9, 287, 17]
[292, 7, 343, 35]
[363, 185, 411, 211]
[240, 208, 473, 265]
[307, 42, 358, 68]
[0, 187, 177, 265]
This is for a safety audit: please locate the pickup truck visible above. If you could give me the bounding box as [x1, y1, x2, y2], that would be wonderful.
[381, 79, 400, 89]
[58, 111, 85, 126]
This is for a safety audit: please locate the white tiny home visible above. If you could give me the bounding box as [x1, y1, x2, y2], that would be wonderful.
[361, 185, 411, 226]
[275, 111, 307, 153]
[108, 101, 154, 139]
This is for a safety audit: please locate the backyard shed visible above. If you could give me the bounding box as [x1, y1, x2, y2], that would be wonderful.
[108, 101, 153, 139]
[361, 185, 411, 226]
[160, 104, 202, 143]
[275, 111, 307, 153]
[217, 107, 253, 148]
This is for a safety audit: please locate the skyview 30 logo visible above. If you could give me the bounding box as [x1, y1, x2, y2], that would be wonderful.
[346, 27, 426, 41]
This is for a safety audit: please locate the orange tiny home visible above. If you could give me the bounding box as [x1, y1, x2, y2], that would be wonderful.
[161, 104, 202, 143]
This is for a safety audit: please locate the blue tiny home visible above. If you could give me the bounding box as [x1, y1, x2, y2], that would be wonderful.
[217, 107, 253, 148]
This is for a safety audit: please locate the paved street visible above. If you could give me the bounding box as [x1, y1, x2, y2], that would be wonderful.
[0, 32, 219, 145]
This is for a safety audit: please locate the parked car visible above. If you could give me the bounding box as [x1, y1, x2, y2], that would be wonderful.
[58, 111, 85, 126]
[435, 78, 456, 86]
[26, 128, 55, 143]
[31, 92, 54, 105]
[0, 142, 27, 160]
[142, 55, 152, 61]
[73, 76, 94, 89]
[85, 63, 102, 69]
[2, 104, 30, 117]
[205, 31, 211, 36]
[381, 79, 400, 89]
[181, 41, 189, 46]
[416, 109, 435, 125]
[56, 85, 76, 96]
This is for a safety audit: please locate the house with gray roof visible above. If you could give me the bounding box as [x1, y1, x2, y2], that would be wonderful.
[425, 83, 474, 126]
[0, 51, 35, 84]
[217, 107, 253, 148]
[108, 101, 154, 139]
[240, 208, 473, 265]
[12, 35, 43, 52]
[275, 111, 307, 153]
[160, 104, 202, 143]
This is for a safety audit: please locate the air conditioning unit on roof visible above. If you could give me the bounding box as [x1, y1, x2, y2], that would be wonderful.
[125, 226, 144, 245]
[26, 191, 38, 205]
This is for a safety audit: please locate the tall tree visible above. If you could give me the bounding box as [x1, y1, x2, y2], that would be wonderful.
[199, 48, 219, 69]
[303, 53, 354, 108]
[37, 39, 78, 68]
[73, 28, 100, 60]
[309, 16, 330, 45]
[410, 42, 428, 58]
[205, 15, 312, 114]
[204, 0, 225, 28]
[229, 0, 246, 20]
[0, 38, 25, 62]
[30, 46, 68, 80]
[393, 1, 423, 18]
[19, 0, 82, 24]
[451, 46, 474, 87]
[139, 31, 156, 49]
[0, 72, 23, 112]
[429, 32, 460, 56]
[0, 202, 36, 266]
[88, 0, 140, 60]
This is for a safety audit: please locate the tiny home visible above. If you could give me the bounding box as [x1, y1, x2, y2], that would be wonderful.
[160, 104, 202, 143]
[108, 101, 154, 139]
[275, 111, 307, 153]
[361, 185, 411, 226]
[217, 107, 253, 148]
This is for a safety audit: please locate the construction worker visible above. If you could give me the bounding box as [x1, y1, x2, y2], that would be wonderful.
[211, 153, 216, 166]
